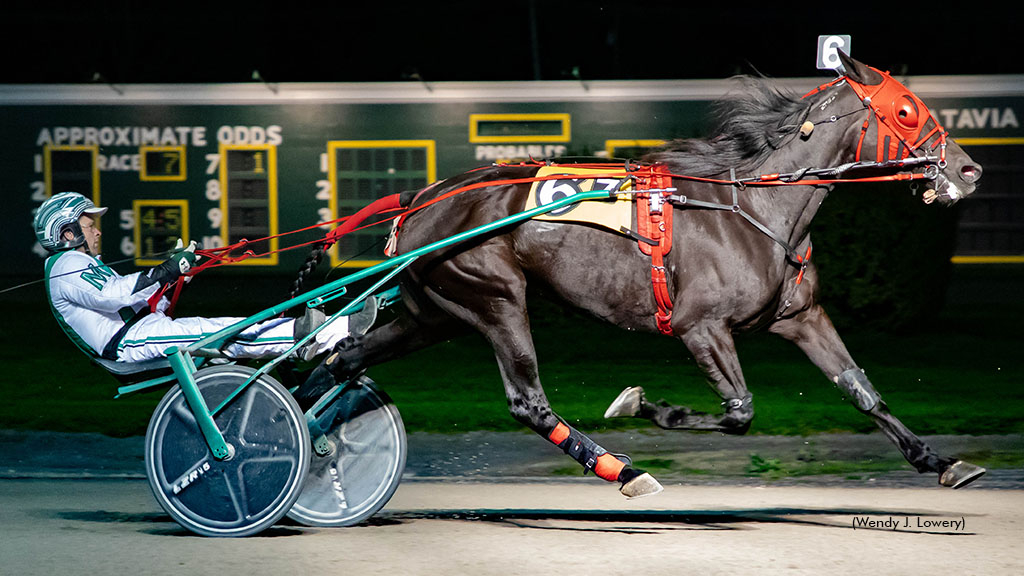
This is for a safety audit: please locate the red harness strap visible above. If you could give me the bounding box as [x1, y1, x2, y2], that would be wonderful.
[324, 193, 404, 246]
[635, 165, 675, 335]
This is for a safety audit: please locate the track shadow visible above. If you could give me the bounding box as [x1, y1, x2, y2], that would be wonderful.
[143, 526, 306, 538]
[51, 510, 306, 538]
[50, 506, 977, 536]
[55, 510, 168, 524]
[276, 514, 405, 528]
[377, 507, 978, 535]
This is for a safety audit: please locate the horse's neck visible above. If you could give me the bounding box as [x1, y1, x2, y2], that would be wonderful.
[742, 135, 852, 248]
[742, 182, 826, 250]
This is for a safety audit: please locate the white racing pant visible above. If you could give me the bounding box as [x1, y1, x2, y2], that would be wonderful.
[115, 314, 349, 363]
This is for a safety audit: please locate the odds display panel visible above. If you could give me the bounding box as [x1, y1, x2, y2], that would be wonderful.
[948, 137, 1024, 262]
[45, 145, 100, 203]
[469, 113, 571, 143]
[134, 199, 189, 266]
[327, 140, 436, 268]
[219, 144, 278, 266]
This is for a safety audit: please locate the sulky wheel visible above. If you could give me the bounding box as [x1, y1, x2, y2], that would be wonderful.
[287, 376, 406, 527]
[144, 365, 310, 537]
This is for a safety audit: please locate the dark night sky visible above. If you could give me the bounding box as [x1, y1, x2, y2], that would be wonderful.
[4, 1, 1021, 84]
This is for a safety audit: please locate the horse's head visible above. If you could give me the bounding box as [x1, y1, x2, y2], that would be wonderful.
[808, 52, 982, 206]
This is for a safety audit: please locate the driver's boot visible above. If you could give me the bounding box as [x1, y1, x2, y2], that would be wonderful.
[295, 296, 377, 362]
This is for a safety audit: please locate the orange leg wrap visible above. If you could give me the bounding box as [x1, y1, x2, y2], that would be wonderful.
[594, 453, 626, 482]
[548, 422, 627, 483]
[548, 422, 571, 445]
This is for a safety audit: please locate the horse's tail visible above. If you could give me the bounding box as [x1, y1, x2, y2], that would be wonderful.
[288, 191, 418, 301]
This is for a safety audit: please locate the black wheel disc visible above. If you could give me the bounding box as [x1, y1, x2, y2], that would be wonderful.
[144, 365, 310, 537]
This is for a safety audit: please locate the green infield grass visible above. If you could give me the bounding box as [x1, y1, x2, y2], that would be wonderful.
[2, 265, 1021, 438]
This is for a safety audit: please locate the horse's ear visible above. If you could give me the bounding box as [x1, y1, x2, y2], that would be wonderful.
[838, 50, 883, 85]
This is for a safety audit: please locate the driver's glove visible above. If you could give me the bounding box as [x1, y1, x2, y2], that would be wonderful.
[132, 238, 201, 292]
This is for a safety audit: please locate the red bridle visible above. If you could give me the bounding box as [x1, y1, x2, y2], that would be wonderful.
[804, 67, 948, 167]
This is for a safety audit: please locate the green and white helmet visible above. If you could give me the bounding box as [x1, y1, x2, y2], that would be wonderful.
[33, 192, 108, 252]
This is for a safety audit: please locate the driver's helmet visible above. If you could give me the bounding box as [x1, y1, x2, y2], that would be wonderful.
[33, 192, 108, 252]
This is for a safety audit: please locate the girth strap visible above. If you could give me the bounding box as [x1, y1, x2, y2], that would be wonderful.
[636, 166, 675, 335]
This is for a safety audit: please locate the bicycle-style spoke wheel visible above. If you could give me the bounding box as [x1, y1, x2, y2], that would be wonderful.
[145, 365, 310, 537]
[287, 376, 406, 527]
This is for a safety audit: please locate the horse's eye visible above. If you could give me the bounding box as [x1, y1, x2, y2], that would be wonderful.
[894, 95, 920, 129]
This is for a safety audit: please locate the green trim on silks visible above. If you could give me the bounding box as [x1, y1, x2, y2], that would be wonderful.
[43, 254, 99, 357]
[117, 332, 295, 355]
[118, 333, 216, 349]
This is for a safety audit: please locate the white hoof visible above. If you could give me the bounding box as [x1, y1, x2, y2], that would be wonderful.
[939, 460, 986, 489]
[620, 472, 663, 499]
[604, 386, 644, 419]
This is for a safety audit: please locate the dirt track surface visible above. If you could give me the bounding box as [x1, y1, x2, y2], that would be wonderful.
[2, 478, 1023, 576]
[2, 429, 1023, 574]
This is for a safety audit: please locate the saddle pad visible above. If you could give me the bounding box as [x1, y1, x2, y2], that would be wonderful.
[522, 166, 633, 233]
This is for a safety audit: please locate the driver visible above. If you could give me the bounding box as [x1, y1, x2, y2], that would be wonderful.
[34, 192, 372, 363]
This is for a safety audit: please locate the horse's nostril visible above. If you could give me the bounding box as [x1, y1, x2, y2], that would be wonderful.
[961, 164, 982, 183]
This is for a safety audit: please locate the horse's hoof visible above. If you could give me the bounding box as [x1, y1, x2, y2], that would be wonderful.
[620, 472, 663, 499]
[939, 460, 986, 489]
[604, 386, 644, 419]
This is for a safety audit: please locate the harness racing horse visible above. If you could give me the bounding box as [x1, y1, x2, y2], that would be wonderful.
[295, 52, 986, 497]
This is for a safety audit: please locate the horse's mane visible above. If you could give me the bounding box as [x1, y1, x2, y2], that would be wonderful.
[643, 76, 810, 177]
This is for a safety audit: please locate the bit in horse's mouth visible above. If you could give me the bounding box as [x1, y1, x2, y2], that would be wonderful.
[921, 176, 964, 205]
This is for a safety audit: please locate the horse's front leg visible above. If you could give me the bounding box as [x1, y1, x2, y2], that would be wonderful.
[605, 321, 755, 435]
[769, 304, 985, 488]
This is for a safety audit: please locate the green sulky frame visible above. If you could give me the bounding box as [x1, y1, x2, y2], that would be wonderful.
[117, 188, 618, 461]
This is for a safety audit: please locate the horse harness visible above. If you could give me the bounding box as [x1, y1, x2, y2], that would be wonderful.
[802, 67, 948, 168]
[181, 65, 952, 337]
[633, 166, 676, 335]
[378, 145, 921, 337]
[631, 164, 814, 335]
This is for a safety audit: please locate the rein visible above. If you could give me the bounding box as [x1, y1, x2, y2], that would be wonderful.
[229, 151, 937, 316]
[665, 168, 813, 270]
[155, 207, 405, 313]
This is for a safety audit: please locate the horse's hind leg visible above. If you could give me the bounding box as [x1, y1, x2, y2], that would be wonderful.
[425, 253, 662, 498]
[607, 321, 756, 435]
[770, 304, 985, 488]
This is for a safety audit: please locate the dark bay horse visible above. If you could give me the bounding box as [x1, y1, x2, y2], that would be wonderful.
[295, 52, 985, 496]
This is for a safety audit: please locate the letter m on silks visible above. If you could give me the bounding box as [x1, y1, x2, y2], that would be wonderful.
[80, 263, 115, 290]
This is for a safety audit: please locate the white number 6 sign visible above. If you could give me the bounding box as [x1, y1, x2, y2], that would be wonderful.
[817, 35, 852, 71]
